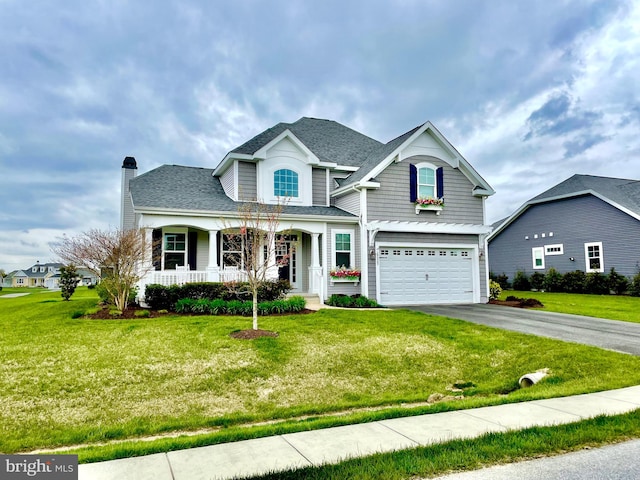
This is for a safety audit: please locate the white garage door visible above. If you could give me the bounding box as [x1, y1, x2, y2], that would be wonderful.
[378, 247, 474, 305]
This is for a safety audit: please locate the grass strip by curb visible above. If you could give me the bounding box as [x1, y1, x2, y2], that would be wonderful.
[248, 409, 640, 480]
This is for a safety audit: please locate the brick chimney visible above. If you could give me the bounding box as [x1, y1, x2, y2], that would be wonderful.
[120, 156, 137, 230]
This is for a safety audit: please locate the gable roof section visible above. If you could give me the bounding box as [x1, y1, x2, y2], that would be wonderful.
[130, 164, 356, 218]
[215, 117, 383, 175]
[336, 121, 495, 197]
[489, 174, 640, 240]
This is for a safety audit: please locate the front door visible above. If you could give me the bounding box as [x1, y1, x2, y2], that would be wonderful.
[276, 234, 298, 291]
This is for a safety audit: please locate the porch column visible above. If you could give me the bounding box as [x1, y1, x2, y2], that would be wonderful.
[266, 233, 278, 280]
[308, 233, 322, 295]
[138, 228, 155, 304]
[207, 230, 220, 282]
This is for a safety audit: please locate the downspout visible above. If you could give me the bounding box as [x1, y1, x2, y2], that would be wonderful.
[481, 195, 490, 303]
[359, 187, 368, 298]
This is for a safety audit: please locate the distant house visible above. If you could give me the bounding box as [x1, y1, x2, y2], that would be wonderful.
[5, 262, 98, 288]
[121, 117, 495, 305]
[6, 262, 64, 288]
[488, 174, 640, 281]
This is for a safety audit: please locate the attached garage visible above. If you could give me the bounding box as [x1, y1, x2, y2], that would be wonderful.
[377, 245, 477, 305]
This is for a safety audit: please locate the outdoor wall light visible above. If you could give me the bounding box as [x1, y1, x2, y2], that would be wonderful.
[369, 249, 376, 259]
[569, 257, 575, 261]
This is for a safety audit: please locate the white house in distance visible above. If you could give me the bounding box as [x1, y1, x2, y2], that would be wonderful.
[121, 117, 495, 305]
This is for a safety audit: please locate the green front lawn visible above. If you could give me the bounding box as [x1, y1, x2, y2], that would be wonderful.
[2, 287, 640, 461]
[502, 290, 640, 323]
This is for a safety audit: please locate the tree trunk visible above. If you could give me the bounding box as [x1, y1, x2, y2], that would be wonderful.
[252, 291, 258, 330]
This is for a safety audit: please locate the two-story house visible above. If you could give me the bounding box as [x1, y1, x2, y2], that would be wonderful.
[121, 117, 495, 305]
[5, 262, 99, 288]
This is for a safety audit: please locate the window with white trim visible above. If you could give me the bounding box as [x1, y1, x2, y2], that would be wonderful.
[273, 169, 299, 197]
[417, 165, 436, 198]
[332, 229, 354, 268]
[585, 242, 604, 273]
[532, 247, 544, 269]
[545, 244, 564, 256]
[163, 232, 186, 270]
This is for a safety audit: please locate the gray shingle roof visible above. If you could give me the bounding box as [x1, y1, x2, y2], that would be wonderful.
[342, 124, 422, 185]
[530, 174, 640, 214]
[130, 165, 356, 218]
[489, 174, 640, 240]
[231, 117, 383, 167]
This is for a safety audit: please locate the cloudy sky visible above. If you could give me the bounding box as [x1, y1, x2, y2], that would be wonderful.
[1, 0, 639, 271]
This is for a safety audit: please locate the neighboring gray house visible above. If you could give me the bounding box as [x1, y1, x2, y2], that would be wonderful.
[488, 174, 640, 281]
[5, 262, 63, 288]
[121, 117, 495, 305]
[4, 262, 99, 288]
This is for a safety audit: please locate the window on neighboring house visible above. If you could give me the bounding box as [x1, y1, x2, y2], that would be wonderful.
[410, 163, 444, 202]
[532, 247, 545, 269]
[163, 233, 186, 270]
[333, 230, 353, 267]
[545, 244, 564, 255]
[274, 169, 299, 197]
[585, 242, 604, 272]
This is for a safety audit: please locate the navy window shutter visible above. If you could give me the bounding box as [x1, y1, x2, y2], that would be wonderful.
[436, 167, 444, 199]
[409, 164, 417, 202]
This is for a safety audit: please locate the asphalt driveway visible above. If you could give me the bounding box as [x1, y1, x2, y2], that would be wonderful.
[403, 303, 640, 356]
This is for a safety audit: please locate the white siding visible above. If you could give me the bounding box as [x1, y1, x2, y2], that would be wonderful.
[335, 191, 360, 216]
[220, 165, 235, 199]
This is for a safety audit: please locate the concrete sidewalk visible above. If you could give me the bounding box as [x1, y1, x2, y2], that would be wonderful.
[78, 385, 640, 480]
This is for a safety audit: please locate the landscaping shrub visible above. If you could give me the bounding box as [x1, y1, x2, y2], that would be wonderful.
[144, 284, 183, 310]
[134, 309, 150, 318]
[562, 270, 586, 293]
[180, 282, 227, 300]
[489, 280, 502, 300]
[327, 294, 379, 308]
[631, 271, 640, 297]
[608, 268, 629, 295]
[512, 270, 530, 291]
[542, 267, 563, 292]
[95, 282, 112, 305]
[174, 297, 306, 316]
[145, 280, 292, 311]
[257, 280, 292, 301]
[585, 272, 609, 295]
[530, 272, 545, 291]
[489, 272, 510, 289]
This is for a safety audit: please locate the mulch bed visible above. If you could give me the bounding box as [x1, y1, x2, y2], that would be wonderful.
[489, 298, 544, 308]
[230, 329, 279, 340]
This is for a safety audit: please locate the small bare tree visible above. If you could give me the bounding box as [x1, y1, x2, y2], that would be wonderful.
[52, 228, 152, 311]
[223, 201, 291, 330]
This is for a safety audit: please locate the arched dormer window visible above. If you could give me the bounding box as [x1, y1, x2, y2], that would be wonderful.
[418, 165, 436, 198]
[409, 162, 444, 202]
[274, 169, 299, 197]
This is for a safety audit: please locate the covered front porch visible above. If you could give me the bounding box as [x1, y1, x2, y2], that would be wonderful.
[139, 223, 324, 297]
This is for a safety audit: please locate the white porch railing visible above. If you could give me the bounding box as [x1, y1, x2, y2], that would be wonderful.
[219, 268, 249, 283]
[148, 270, 208, 286]
[147, 268, 250, 286]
